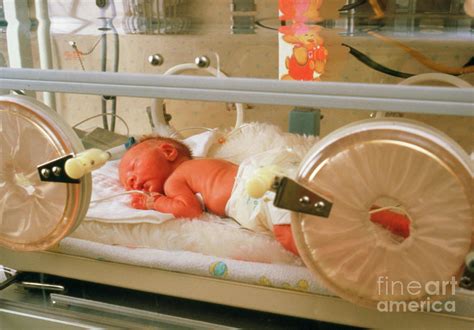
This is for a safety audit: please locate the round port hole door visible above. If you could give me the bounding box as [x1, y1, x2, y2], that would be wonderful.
[291, 119, 473, 308]
[0, 95, 91, 251]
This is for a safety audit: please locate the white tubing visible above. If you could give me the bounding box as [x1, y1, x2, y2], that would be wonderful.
[0, 53, 8, 95]
[35, 0, 56, 110]
[398, 73, 473, 88]
[375, 73, 472, 118]
[151, 63, 244, 133]
[4, 0, 34, 97]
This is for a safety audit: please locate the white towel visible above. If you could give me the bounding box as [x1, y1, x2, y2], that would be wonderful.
[59, 237, 330, 296]
[86, 160, 175, 224]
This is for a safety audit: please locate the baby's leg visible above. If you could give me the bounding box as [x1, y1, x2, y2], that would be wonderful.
[272, 209, 410, 257]
[273, 224, 299, 256]
[262, 198, 300, 256]
[369, 209, 410, 238]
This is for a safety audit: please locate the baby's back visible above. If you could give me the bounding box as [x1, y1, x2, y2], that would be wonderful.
[172, 159, 238, 216]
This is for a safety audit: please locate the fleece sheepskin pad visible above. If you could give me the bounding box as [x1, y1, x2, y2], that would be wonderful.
[70, 123, 316, 264]
[61, 123, 327, 293]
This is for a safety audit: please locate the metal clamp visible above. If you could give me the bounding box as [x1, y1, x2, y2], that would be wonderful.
[460, 268, 473, 290]
[37, 154, 80, 184]
[273, 177, 333, 218]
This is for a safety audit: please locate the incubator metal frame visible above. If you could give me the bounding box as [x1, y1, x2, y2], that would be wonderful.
[1, 68, 473, 116]
[1, 67, 473, 328]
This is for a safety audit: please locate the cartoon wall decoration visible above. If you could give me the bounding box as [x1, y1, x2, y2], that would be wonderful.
[279, 0, 324, 22]
[278, 0, 328, 81]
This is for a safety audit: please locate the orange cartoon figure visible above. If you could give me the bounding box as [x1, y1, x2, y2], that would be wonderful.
[280, 24, 328, 80]
[119, 136, 410, 256]
[279, 0, 324, 22]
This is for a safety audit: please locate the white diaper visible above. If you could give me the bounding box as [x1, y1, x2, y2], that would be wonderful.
[225, 148, 302, 233]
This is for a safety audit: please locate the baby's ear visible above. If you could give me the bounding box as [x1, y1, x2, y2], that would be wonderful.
[159, 142, 179, 161]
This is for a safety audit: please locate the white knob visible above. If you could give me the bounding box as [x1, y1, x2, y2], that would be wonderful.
[65, 148, 110, 179]
[246, 166, 280, 199]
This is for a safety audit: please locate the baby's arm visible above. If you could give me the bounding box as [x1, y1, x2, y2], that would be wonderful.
[151, 177, 203, 218]
[130, 177, 202, 218]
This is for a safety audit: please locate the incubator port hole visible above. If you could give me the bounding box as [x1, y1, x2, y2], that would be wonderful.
[370, 196, 411, 244]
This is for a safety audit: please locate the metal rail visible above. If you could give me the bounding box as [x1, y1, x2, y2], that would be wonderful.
[1, 68, 473, 116]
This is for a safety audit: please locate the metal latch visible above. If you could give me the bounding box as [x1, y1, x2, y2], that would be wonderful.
[37, 154, 80, 184]
[273, 177, 333, 218]
[37, 147, 120, 184]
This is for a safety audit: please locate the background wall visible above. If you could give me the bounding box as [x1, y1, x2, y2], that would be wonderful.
[1, 0, 472, 153]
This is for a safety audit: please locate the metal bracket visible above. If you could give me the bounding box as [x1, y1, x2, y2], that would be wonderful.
[37, 154, 80, 184]
[231, 15, 255, 34]
[460, 252, 474, 290]
[460, 268, 473, 291]
[231, 0, 256, 12]
[274, 177, 333, 218]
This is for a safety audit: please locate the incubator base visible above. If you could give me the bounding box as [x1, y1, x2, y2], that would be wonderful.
[2, 247, 473, 329]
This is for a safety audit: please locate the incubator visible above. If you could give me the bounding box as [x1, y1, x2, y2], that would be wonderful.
[1, 0, 473, 328]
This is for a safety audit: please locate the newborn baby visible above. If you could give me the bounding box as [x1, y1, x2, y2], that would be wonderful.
[119, 136, 410, 256]
[119, 136, 236, 218]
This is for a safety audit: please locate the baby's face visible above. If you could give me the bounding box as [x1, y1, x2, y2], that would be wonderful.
[119, 141, 173, 193]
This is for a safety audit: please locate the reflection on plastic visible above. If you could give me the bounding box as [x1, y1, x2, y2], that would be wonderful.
[278, 1, 328, 80]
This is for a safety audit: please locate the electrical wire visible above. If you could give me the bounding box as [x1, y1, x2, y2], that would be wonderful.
[72, 113, 130, 137]
[69, 36, 105, 71]
[342, 43, 414, 78]
[170, 127, 216, 138]
[77, 35, 104, 56]
[368, 31, 474, 75]
[338, 0, 367, 12]
[255, 18, 279, 31]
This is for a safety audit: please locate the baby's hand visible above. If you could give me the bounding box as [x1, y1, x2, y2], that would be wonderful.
[131, 193, 147, 209]
[131, 193, 161, 210]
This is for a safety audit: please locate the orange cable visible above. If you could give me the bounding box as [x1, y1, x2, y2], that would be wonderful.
[368, 31, 474, 75]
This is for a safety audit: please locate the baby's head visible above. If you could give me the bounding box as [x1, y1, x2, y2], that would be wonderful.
[119, 135, 192, 193]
